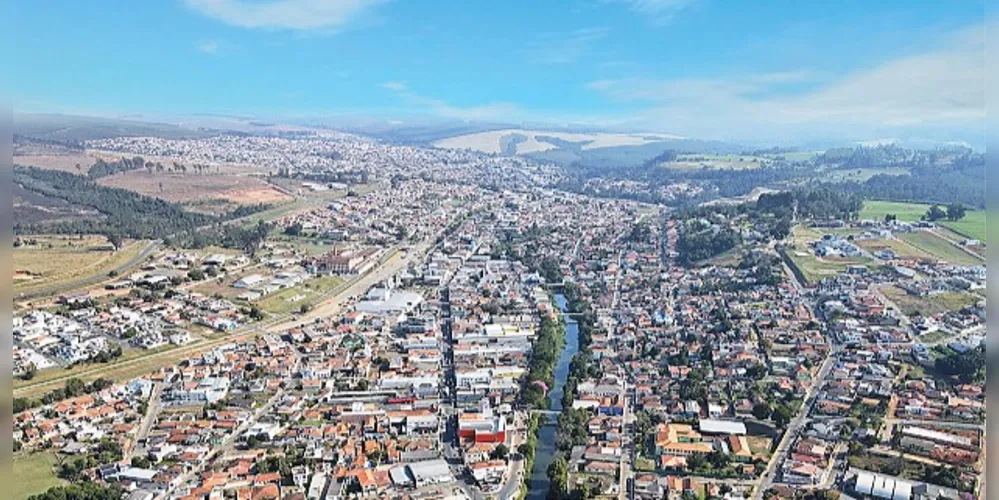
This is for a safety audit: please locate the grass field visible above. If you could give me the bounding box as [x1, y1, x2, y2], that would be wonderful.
[786, 251, 872, 284]
[882, 286, 981, 317]
[14, 236, 148, 294]
[12, 452, 64, 499]
[666, 153, 765, 171]
[898, 231, 983, 265]
[747, 435, 773, 459]
[697, 248, 742, 268]
[821, 167, 910, 182]
[860, 201, 987, 242]
[776, 151, 822, 162]
[854, 237, 931, 260]
[256, 276, 344, 314]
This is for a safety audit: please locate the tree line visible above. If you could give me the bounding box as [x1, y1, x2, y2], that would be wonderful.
[14, 377, 114, 413]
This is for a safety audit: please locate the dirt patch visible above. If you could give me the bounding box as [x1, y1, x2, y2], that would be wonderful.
[221, 186, 293, 204]
[97, 171, 292, 205]
[14, 153, 98, 173]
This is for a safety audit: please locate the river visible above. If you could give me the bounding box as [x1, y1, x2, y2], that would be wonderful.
[526, 294, 579, 500]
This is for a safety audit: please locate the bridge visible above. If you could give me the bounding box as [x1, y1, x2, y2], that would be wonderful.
[530, 409, 562, 417]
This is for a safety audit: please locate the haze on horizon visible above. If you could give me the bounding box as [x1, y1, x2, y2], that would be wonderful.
[9, 0, 989, 148]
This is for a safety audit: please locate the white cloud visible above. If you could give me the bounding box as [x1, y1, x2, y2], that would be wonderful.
[524, 27, 610, 65]
[183, 0, 388, 31]
[586, 23, 985, 141]
[604, 0, 694, 23]
[380, 83, 521, 121]
[196, 39, 220, 54]
[380, 81, 408, 91]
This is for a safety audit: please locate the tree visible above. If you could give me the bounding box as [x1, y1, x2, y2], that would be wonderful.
[491, 444, 509, 460]
[935, 346, 985, 383]
[687, 453, 707, 471]
[925, 204, 947, 221]
[547, 456, 569, 500]
[248, 307, 265, 321]
[20, 363, 37, 381]
[106, 232, 124, 251]
[187, 268, 205, 281]
[752, 402, 772, 420]
[946, 203, 967, 221]
[28, 483, 123, 500]
[131, 456, 151, 468]
[772, 404, 794, 428]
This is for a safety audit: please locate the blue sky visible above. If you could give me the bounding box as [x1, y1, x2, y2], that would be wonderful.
[10, 0, 988, 145]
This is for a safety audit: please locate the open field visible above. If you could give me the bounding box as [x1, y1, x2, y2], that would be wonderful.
[666, 153, 765, 171]
[820, 167, 910, 182]
[787, 252, 872, 284]
[98, 170, 292, 205]
[14, 153, 98, 173]
[696, 247, 742, 267]
[898, 231, 983, 265]
[14, 236, 148, 294]
[255, 276, 344, 315]
[854, 237, 931, 260]
[747, 435, 773, 459]
[12, 452, 65, 499]
[940, 211, 987, 242]
[774, 151, 821, 162]
[860, 201, 987, 243]
[882, 286, 981, 317]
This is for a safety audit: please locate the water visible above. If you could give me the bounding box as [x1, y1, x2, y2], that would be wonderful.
[526, 294, 579, 500]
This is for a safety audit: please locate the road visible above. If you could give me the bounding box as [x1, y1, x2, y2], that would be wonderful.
[17, 239, 161, 301]
[618, 382, 630, 500]
[752, 345, 839, 500]
[125, 382, 163, 461]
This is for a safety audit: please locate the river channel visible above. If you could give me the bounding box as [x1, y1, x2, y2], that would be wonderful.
[525, 294, 579, 500]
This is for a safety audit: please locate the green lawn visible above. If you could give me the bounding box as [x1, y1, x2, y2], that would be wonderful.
[13, 452, 65, 499]
[634, 456, 656, 472]
[255, 275, 344, 314]
[898, 231, 984, 265]
[860, 201, 986, 243]
[941, 210, 987, 242]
